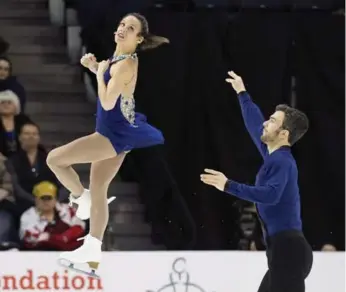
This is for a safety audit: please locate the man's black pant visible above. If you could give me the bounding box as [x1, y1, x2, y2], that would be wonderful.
[257, 230, 313, 292]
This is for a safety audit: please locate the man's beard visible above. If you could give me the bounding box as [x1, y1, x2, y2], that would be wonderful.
[260, 134, 268, 143]
[261, 131, 279, 143]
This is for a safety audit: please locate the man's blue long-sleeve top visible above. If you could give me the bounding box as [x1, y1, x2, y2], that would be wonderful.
[224, 91, 302, 239]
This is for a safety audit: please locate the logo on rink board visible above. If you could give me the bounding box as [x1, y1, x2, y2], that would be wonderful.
[147, 257, 215, 292]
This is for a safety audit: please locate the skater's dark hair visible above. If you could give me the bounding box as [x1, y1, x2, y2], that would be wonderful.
[122, 13, 169, 50]
[275, 104, 309, 146]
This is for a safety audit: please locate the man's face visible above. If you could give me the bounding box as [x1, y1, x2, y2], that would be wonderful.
[261, 111, 286, 144]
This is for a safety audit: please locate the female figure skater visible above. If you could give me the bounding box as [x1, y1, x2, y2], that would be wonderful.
[47, 12, 169, 275]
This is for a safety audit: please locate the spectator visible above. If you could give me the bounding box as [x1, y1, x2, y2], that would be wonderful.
[237, 203, 258, 250]
[249, 217, 266, 251]
[0, 152, 17, 244]
[0, 37, 9, 56]
[0, 90, 31, 157]
[5, 158, 35, 214]
[10, 122, 57, 194]
[19, 181, 85, 251]
[0, 57, 26, 111]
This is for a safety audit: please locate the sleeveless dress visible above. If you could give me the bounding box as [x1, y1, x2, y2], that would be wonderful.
[95, 54, 164, 153]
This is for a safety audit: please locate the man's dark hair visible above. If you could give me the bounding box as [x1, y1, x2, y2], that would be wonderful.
[275, 104, 309, 146]
[20, 122, 40, 134]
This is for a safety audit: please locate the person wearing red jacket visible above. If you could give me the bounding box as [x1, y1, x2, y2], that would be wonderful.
[19, 181, 86, 251]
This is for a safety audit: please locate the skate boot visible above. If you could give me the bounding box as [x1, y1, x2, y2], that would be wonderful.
[69, 189, 116, 220]
[58, 235, 102, 278]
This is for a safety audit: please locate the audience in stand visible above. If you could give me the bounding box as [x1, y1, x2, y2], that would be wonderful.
[0, 51, 72, 250]
[0, 90, 31, 157]
[19, 181, 85, 251]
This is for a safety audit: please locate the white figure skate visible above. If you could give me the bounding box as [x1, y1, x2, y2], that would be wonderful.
[58, 235, 102, 279]
[69, 189, 116, 220]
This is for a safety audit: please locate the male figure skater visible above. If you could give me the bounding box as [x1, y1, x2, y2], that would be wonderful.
[201, 71, 313, 292]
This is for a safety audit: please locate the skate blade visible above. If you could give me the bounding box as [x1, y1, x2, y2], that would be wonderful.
[107, 196, 116, 204]
[58, 258, 100, 279]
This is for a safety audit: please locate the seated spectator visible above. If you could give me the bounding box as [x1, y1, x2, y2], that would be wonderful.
[236, 202, 258, 250]
[249, 217, 265, 251]
[0, 152, 17, 244]
[5, 157, 35, 214]
[0, 57, 26, 111]
[0, 90, 31, 157]
[19, 181, 85, 251]
[10, 122, 57, 194]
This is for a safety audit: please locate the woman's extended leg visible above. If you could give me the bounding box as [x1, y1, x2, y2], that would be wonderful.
[88, 153, 127, 240]
[58, 153, 126, 271]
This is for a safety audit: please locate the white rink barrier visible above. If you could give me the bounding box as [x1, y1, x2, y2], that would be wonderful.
[0, 251, 344, 292]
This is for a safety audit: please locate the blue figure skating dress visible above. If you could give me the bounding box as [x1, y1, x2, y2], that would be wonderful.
[95, 54, 164, 153]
